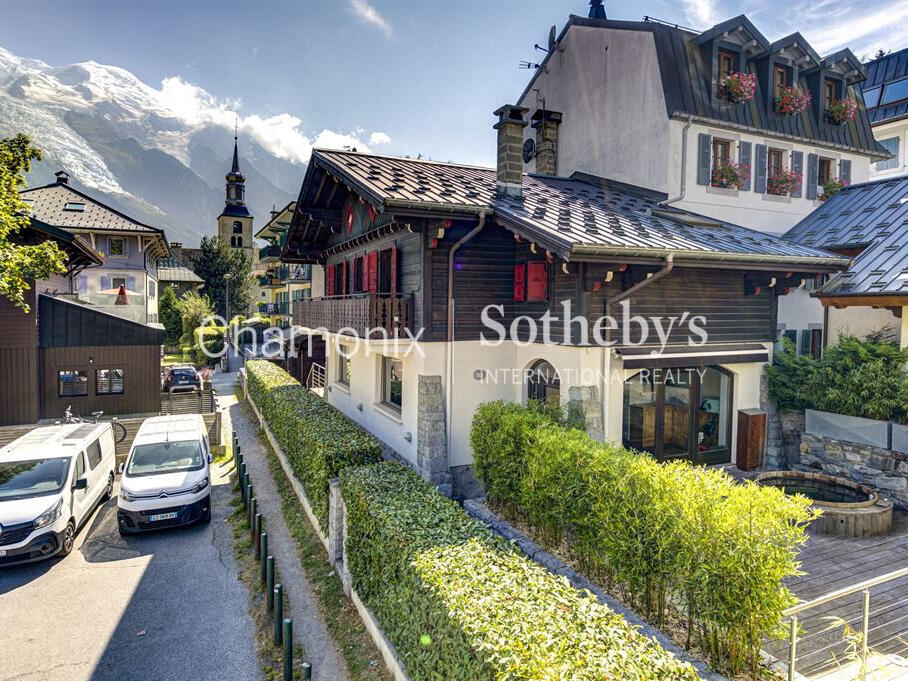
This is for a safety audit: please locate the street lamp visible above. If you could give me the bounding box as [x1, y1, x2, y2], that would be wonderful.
[224, 273, 232, 325]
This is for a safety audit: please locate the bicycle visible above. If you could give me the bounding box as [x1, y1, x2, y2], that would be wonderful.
[64, 405, 129, 444]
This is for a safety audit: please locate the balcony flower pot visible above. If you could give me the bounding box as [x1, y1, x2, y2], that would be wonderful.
[774, 86, 811, 115]
[820, 177, 848, 202]
[767, 170, 801, 196]
[825, 98, 858, 125]
[711, 161, 749, 189]
[719, 71, 756, 103]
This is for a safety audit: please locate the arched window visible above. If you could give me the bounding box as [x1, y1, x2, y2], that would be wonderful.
[526, 360, 560, 405]
[233, 221, 243, 234]
[231, 235, 242, 248]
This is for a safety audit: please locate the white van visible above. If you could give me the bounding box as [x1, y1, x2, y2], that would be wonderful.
[117, 415, 211, 535]
[0, 423, 116, 566]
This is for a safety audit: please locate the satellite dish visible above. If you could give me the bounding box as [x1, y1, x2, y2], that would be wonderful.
[548, 25, 557, 53]
[522, 138, 536, 164]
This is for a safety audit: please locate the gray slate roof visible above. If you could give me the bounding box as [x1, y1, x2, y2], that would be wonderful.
[785, 176, 908, 296]
[157, 256, 203, 284]
[307, 149, 847, 268]
[21, 182, 162, 234]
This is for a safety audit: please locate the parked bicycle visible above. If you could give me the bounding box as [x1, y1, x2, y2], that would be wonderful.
[64, 405, 128, 443]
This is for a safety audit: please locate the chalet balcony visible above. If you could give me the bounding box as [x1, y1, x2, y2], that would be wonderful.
[292, 293, 413, 338]
[259, 244, 283, 263]
[258, 301, 290, 316]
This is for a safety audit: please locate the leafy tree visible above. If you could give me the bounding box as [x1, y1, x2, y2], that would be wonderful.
[158, 285, 182, 346]
[192, 236, 253, 319]
[765, 337, 817, 411]
[0, 134, 67, 311]
[177, 290, 214, 346]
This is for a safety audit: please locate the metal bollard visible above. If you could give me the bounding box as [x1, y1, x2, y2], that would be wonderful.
[246, 485, 253, 520]
[273, 584, 283, 645]
[249, 498, 257, 532]
[266, 556, 275, 611]
[282, 619, 293, 681]
[260, 533, 268, 580]
[254, 513, 262, 554]
[302, 661, 311, 680]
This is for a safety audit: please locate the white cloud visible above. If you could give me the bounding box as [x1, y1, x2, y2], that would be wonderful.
[681, 0, 718, 29]
[800, 0, 908, 55]
[369, 131, 391, 145]
[349, 0, 393, 38]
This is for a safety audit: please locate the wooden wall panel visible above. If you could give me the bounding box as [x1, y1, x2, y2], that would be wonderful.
[0, 288, 38, 425]
[39, 344, 161, 419]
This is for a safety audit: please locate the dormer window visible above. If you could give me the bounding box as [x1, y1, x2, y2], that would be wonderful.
[773, 67, 787, 98]
[824, 80, 836, 110]
[718, 50, 735, 82]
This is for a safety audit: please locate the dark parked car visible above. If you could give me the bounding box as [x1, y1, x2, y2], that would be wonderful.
[162, 365, 201, 393]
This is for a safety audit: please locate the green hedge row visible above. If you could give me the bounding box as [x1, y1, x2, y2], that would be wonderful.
[341, 461, 697, 681]
[245, 359, 382, 528]
[471, 400, 815, 677]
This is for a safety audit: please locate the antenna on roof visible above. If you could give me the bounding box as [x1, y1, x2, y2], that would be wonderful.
[519, 60, 543, 70]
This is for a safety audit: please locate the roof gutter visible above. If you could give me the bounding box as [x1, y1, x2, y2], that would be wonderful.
[569, 244, 850, 271]
[658, 115, 693, 208]
[446, 210, 487, 463]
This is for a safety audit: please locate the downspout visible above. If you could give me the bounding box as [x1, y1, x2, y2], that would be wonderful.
[600, 254, 675, 443]
[658, 115, 693, 209]
[445, 210, 487, 461]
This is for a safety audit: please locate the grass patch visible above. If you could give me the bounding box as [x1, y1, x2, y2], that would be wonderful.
[162, 353, 184, 366]
[228, 479, 306, 680]
[244, 407, 390, 681]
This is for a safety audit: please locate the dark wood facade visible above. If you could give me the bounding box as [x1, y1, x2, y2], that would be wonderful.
[0, 288, 40, 426]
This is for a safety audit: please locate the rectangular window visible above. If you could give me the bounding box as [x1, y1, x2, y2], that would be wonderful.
[63, 202, 85, 212]
[718, 50, 735, 82]
[96, 368, 125, 395]
[58, 370, 88, 397]
[148, 280, 156, 298]
[381, 356, 402, 411]
[863, 86, 881, 109]
[111, 276, 127, 291]
[337, 346, 351, 385]
[810, 329, 823, 360]
[824, 79, 836, 110]
[86, 440, 103, 470]
[354, 257, 364, 293]
[876, 137, 900, 171]
[881, 78, 908, 106]
[768, 149, 785, 178]
[818, 158, 833, 184]
[712, 138, 731, 169]
[773, 66, 787, 98]
[108, 238, 127, 257]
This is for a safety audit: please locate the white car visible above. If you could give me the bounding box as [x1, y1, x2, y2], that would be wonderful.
[117, 415, 212, 535]
[0, 423, 116, 566]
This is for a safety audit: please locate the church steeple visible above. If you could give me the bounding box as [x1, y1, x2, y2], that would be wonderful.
[225, 136, 246, 206]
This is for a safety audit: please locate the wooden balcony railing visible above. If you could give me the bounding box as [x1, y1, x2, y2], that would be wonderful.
[292, 293, 413, 338]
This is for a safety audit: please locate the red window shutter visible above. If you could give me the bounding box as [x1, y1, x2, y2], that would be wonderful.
[367, 251, 378, 293]
[527, 262, 548, 301]
[326, 264, 335, 296]
[390, 243, 397, 296]
[513, 264, 526, 301]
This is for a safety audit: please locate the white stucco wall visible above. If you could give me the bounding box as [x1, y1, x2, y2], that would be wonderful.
[777, 287, 825, 339]
[669, 119, 872, 234]
[517, 26, 670, 191]
[869, 118, 908, 179]
[827, 304, 901, 344]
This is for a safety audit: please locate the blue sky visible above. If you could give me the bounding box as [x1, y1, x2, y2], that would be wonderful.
[0, 0, 905, 168]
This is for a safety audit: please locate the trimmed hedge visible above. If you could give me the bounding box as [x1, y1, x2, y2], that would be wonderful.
[246, 359, 382, 528]
[341, 461, 697, 681]
[471, 400, 815, 676]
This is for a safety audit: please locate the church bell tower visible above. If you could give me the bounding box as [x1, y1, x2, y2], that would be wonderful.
[217, 136, 254, 258]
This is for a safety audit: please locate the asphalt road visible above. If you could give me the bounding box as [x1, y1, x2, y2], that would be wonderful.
[0, 459, 260, 681]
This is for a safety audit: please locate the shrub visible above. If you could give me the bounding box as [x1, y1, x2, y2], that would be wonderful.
[159, 285, 182, 346]
[245, 359, 382, 528]
[193, 326, 224, 366]
[470, 402, 815, 676]
[765, 337, 817, 410]
[341, 461, 698, 681]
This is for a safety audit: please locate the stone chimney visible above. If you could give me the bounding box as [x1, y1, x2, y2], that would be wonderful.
[589, 0, 607, 19]
[531, 109, 563, 176]
[493, 105, 528, 196]
[170, 242, 183, 262]
[55, 170, 70, 185]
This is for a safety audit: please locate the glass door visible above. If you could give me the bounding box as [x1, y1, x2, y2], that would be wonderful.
[661, 370, 693, 460]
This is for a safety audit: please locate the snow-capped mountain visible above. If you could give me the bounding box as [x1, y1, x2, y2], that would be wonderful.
[0, 45, 387, 245]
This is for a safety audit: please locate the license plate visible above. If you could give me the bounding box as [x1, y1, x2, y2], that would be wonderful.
[0, 549, 6, 557]
[149, 512, 178, 522]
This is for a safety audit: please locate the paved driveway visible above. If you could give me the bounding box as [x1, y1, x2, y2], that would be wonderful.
[0, 458, 260, 681]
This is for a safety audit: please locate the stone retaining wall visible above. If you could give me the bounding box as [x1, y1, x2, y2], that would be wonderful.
[797, 432, 908, 510]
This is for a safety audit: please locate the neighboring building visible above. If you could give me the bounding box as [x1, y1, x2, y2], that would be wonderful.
[254, 202, 315, 328]
[157, 242, 203, 298]
[862, 48, 908, 179]
[515, 10, 887, 234]
[279, 107, 846, 495]
[1, 219, 163, 426]
[217, 137, 254, 260]
[785, 175, 908, 348]
[20, 171, 170, 325]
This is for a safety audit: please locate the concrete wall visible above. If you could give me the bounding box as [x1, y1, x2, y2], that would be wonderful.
[670, 119, 872, 234]
[517, 26, 670, 190]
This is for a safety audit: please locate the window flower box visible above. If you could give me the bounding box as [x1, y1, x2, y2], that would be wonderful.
[774, 86, 811, 115]
[819, 177, 847, 202]
[711, 161, 749, 189]
[825, 97, 858, 125]
[719, 71, 756, 103]
[767, 170, 801, 196]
